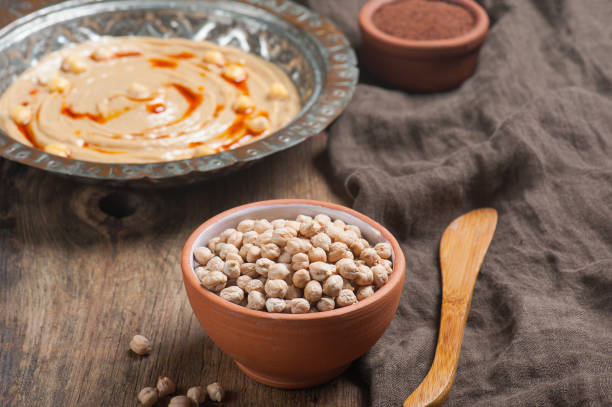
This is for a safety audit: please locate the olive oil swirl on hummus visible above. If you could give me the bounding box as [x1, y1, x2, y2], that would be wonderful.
[0, 37, 300, 163]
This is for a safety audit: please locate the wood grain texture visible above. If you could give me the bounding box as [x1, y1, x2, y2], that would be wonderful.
[0, 4, 363, 402]
[404, 209, 497, 407]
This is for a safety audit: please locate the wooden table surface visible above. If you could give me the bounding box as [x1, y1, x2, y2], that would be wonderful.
[0, 2, 367, 406]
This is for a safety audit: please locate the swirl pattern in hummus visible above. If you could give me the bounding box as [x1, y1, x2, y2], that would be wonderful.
[0, 37, 301, 163]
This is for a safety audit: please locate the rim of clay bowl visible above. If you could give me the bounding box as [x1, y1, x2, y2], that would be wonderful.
[181, 199, 406, 320]
[360, 0, 489, 55]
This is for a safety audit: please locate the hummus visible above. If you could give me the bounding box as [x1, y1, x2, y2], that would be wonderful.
[0, 37, 300, 163]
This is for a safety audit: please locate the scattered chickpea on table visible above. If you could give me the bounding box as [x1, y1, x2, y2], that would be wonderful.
[193, 214, 394, 313]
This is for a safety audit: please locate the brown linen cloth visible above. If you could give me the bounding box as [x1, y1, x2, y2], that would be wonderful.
[299, 0, 612, 405]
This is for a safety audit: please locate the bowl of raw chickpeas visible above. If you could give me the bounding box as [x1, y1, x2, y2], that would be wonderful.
[181, 199, 406, 389]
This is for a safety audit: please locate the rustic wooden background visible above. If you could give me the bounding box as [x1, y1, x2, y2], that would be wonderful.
[0, 2, 368, 406]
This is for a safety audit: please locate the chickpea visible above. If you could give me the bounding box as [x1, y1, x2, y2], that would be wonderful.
[323, 275, 343, 297]
[91, 46, 114, 61]
[10, 105, 32, 125]
[336, 289, 358, 307]
[194, 246, 214, 265]
[299, 219, 322, 238]
[304, 280, 323, 303]
[290, 298, 310, 314]
[284, 270, 295, 285]
[203, 50, 224, 65]
[61, 54, 88, 73]
[316, 296, 335, 312]
[285, 237, 312, 255]
[308, 247, 327, 263]
[46, 76, 71, 92]
[247, 290, 266, 310]
[156, 376, 176, 398]
[240, 262, 259, 278]
[314, 214, 332, 227]
[254, 219, 272, 233]
[222, 64, 247, 82]
[291, 252, 309, 271]
[43, 143, 69, 157]
[354, 264, 374, 286]
[328, 242, 353, 263]
[325, 225, 342, 241]
[373, 242, 392, 259]
[207, 237, 220, 252]
[246, 245, 261, 263]
[277, 250, 292, 264]
[195, 266, 210, 281]
[285, 284, 303, 300]
[226, 252, 243, 264]
[285, 220, 301, 233]
[219, 243, 239, 260]
[226, 230, 243, 248]
[350, 238, 370, 257]
[271, 219, 286, 229]
[232, 95, 253, 113]
[268, 263, 290, 280]
[236, 244, 251, 260]
[260, 242, 281, 259]
[201, 271, 227, 292]
[237, 219, 255, 232]
[236, 275, 252, 290]
[336, 258, 358, 280]
[333, 219, 346, 229]
[242, 230, 258, 245]
[214, 242, 225, 255]
[309, 261, 335, 281]
[344, 224, 362, 238]
[356, 285, 375, 301]
[265, 279, 288, 298]
[187, 386, 207, 405]
[266, 297, 286, 313]
[244, 278, 264, 294]
[206, 382, 225, 402]
[129, 334, 152, 355]
[271, 227, 295, 247]
[255, 258, 274, 277]
[223, 259, 241, 278]
[219, 228, 236, 242]
[296, 214, 312, 223]
[247, 116, 270, 134]
[372, 264, 389, 287]
[127, 82, 149, 99]
[343, 278, 355, 291]
[268, 82, 289, 99]
[220, 286, 245, 304]
[360, 247, 380, 266]
[254, 229, 274, 246]
[292, 269, 311, 288]
[283, 299, 292, 313]
[337, 230, 358, 247]
[311, 232, 332, 252]
[138, 387, 159, 407]
[378, 258, 393, 275]
[206, 256, 224, 273]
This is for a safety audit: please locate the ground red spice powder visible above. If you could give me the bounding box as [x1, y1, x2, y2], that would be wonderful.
[373, 0, 474, 41]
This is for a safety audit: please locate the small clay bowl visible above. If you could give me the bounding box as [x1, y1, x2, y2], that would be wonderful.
[359, 0, 489, 92]
[181, 199, 406, 389]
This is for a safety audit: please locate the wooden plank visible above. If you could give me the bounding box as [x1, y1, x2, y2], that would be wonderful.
[0, 129, 369, 406]
[0, 3, 367, 404]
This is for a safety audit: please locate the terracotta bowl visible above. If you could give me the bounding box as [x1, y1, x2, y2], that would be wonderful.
[359, 0, 489, 92]
[181, 199, 406, 389]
